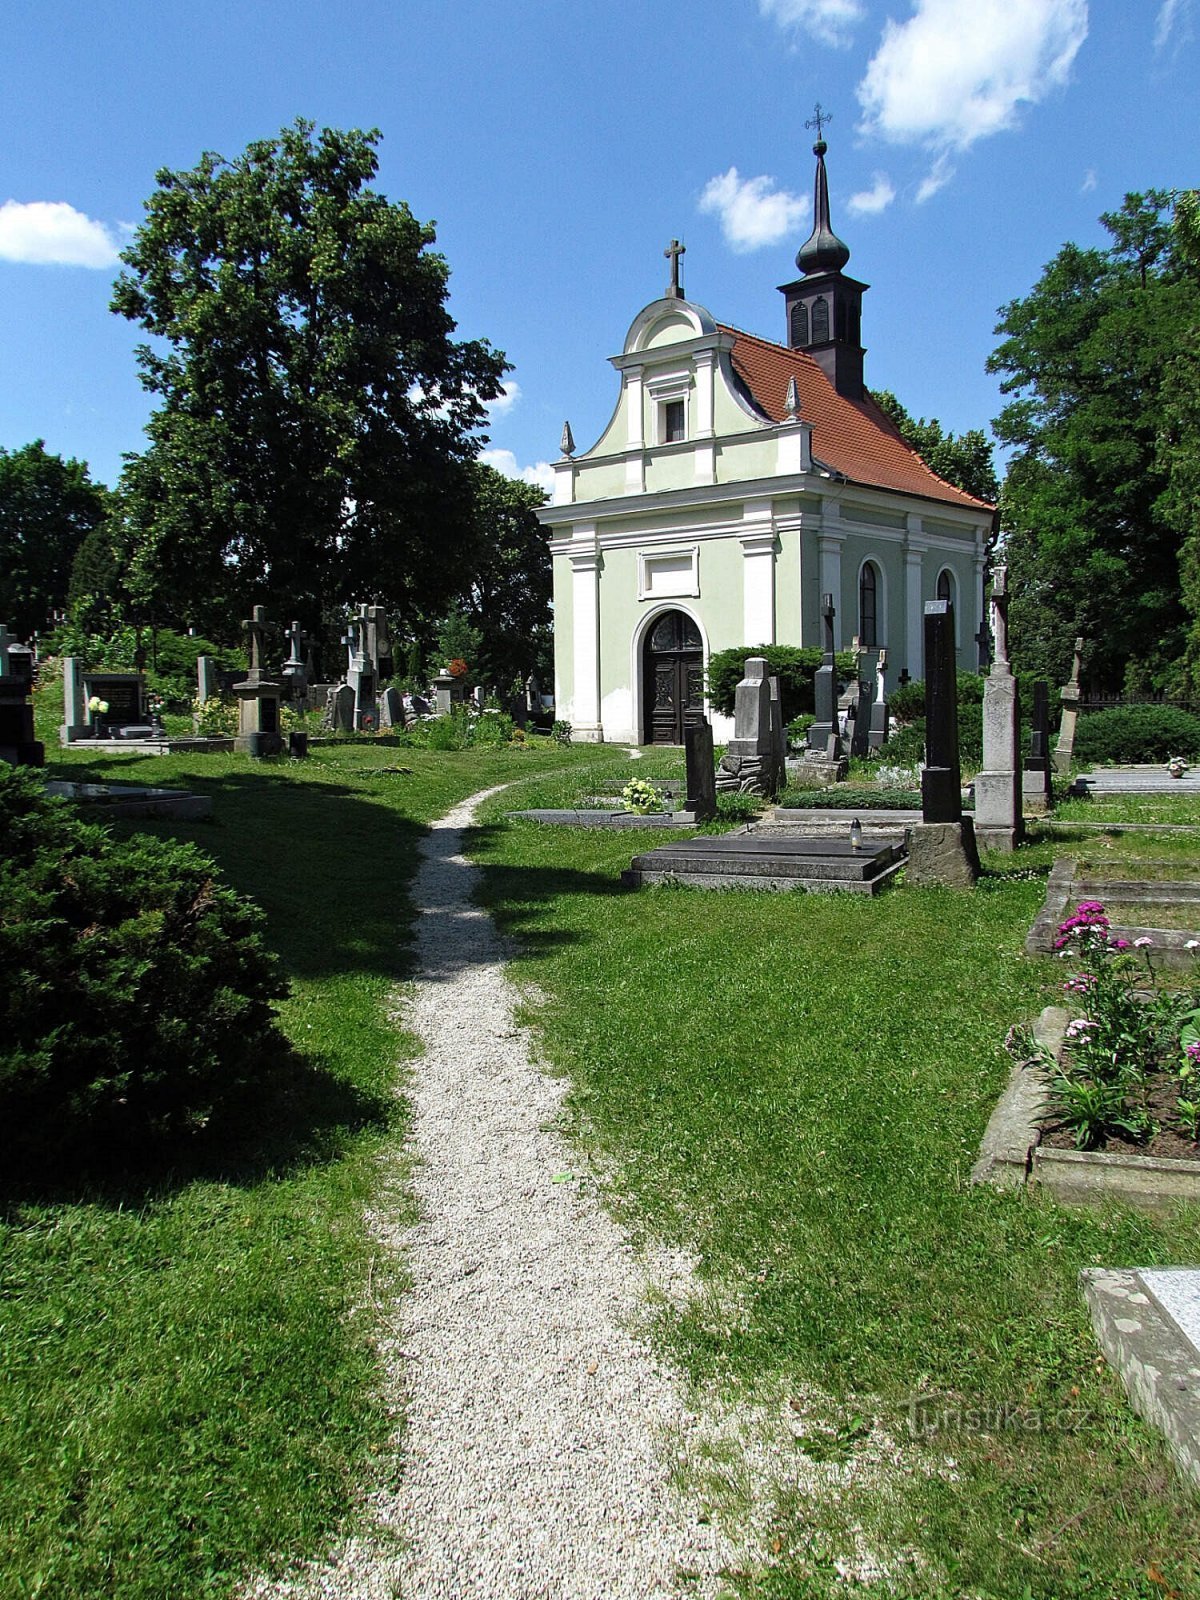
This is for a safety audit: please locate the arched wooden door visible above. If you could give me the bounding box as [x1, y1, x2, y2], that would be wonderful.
[642, 610, 704, 744]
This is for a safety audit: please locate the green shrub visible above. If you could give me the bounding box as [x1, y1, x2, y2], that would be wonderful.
[0, 767, 288, 1168]
[887, 671, 986, 723]
[1074, 704, 1200, 764]
[706, 646, 857, 724]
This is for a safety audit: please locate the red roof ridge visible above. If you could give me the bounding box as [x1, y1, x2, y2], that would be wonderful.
[716, 322, 995, 513]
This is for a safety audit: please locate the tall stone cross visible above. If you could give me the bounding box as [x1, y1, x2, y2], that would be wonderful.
[989, 566, 1010, 669]
[243, 605, 268, 675]
[821, 592, 836, 659]
[285, 619, 305, 667]
[664, 238, 685, 300]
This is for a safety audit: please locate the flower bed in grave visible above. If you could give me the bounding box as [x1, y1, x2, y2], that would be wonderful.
[1007, 900, 1200, 1162]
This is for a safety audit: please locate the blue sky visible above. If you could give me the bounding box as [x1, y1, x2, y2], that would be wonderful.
[1, 0, 1196, 493]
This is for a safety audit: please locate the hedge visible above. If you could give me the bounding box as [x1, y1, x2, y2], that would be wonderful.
[1073, 705, 1200, 765]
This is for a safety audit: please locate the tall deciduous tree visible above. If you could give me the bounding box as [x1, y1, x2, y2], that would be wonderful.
[870, 390, 998, 505]
[111, 120, 508, 634]
[458, 464, 551, 688]
[1159, 191, 1200, 688]
[988, 191, 1199, 690]
[0, 442, 110, 639]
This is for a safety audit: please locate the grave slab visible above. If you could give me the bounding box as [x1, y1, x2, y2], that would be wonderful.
[45, 781, 213, 820]
[624, 832, 905, 893]
[508, 808, 698, 829]
[1082, 1267, 1200, 1491]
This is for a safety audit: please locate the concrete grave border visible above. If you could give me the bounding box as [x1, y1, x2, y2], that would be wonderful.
[1027, 857, 1200, 970]
[1081, 1267, 1200, 1492]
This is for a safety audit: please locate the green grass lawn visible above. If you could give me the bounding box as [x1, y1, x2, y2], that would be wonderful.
[1, 720, 604, 1600]
[469, 780, 1200, 1599]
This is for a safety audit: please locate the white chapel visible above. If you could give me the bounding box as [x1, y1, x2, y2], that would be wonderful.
[537, 132, 996, 745]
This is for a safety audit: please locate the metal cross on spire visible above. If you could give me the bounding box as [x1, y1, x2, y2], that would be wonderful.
[664, 238, 686, 299]
[805, 102, 831, 142]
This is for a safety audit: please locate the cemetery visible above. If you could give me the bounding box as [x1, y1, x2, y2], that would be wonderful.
[7, 520, 1200, 1596]
[2, 54, 1199, 1600]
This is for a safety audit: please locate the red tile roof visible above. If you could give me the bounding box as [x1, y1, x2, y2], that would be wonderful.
[720, 324, 995, 512]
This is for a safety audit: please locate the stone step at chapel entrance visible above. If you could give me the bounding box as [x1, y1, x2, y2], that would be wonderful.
[643, 609, 704, 744]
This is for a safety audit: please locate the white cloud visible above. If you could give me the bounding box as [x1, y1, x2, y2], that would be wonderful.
[0, 199, 121, 267]
[1155, 0, 1194, 49]
[759, 0, 866, 46]
[480, 448, 555, 495]
[698, 167, 809, 253]
[858, 0, 1088, 156]
[916, 155, 956, 203]
[487, 380, 521, 419]
[1081, 167, 1097, 193]
[847, 172, 896, 216]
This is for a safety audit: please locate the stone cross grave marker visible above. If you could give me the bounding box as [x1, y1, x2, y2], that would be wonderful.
[808, 593, 840, 756]
[974, 565, 1023, 851]
[869, 647, 889, 750]
[1053, 636, 1085, 775]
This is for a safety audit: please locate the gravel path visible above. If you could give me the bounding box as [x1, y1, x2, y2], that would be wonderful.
[247, 785, 740, 1599]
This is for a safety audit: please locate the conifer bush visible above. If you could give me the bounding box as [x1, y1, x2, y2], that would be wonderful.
[706, 646, 857, 724]
[0, 767, 288, 1167]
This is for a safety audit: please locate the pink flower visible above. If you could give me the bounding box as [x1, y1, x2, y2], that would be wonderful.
[1111, 938, 1131, 951]
[1134, 936, 1153, 949]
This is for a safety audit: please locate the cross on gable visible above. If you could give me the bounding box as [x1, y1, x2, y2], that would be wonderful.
[664, 238, 685, 299]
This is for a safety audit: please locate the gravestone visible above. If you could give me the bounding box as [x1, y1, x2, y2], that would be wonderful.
[196, 654, 220, 706]
[1053, 637, 1084, 775]
[906, 600, 979, 886]
[803, 593, 848, 782]
[769, 675, 786, 794]
[432, 670, 456, 717]
[846, 637, 871, 758]
[233, 605, 283, 755]
[281, 620, 308, 703]
[61, 655, 88, 744]
[379, 685, 405, 728]
[344, 605, 377, 729]
[716, 657, 777, 795]
[974, 566, 1024, 852]
[328, 683, 355, 732]
[81, 672, 146, 736]
[0, 623, 43, 766]
[525, 672, 541, 714]
[365, 606, 392, 680]
[684, 717, 717, 821]
[1024, 680, 1054, 814]
[868, 647, 890, 751]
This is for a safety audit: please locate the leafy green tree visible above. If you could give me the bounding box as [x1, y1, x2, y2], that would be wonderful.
[457, 464, 551, 688]
[111, 120, 508, 635]
[0, 442, 110, 639]
[1158, 191, 1200, 688]
[870, 390, 998, 505]
[988, 191, 1199, 689]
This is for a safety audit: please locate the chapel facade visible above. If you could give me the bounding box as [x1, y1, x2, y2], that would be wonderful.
[537, 134, 996, 744]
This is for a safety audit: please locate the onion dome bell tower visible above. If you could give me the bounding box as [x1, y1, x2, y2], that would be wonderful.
[779, 108, 869, 399]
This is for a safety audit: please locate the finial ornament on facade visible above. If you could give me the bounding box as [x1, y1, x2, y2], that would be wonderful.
[784, 375, 801, 418]
[664, 237, 686, 299]
[560, 420, 575, 458]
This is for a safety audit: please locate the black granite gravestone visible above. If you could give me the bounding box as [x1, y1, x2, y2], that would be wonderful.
[684, 718, 717, 821]
[921, 600, 962, 824]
